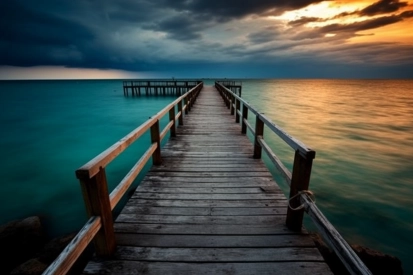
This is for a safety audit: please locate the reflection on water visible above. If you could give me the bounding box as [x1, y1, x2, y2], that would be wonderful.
[242, 79, 413, 273]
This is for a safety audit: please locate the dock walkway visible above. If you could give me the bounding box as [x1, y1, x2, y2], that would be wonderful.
[82, 86, 332, 274]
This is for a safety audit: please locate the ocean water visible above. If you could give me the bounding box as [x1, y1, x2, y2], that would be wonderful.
[0, 80, 175, 235]
[0, 79, 412, 273]
[239, 79, 413, 274]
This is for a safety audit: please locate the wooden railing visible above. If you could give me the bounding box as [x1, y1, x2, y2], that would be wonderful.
[216, 80, 242, 96]
[215, 82, 372, 275]
[123, 80, 202, 87]
[43, 82, 203, 275]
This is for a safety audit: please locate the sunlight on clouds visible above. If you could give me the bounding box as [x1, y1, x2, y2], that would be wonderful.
[270, 0, 413, 28]
[267, 0, 413, 45]
[349, 19, 413, 44]
[270, 1, 368, 24]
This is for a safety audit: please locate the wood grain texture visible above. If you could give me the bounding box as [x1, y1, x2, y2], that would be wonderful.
[82, 85, 331, 274]
[84, 261, 332, 275]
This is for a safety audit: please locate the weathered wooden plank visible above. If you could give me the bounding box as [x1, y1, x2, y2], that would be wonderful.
[150, 167, 269, 172]
[141, 176, 275, 183]
[131, 193, 285, 200]
[150, 163, 268, 169]
[138, 181, 277, 188]
[133, 187, 281, 194]
[127, 199, 287, 208]
[145, 172, 273, 177]
[120, 206, 287, 216]
[164, 146, 252, 150]
[116, 215, 286, 225]
[158, 159, 262, 165]
[114, 223, 297, 235]
[115, 234, 313, 247]
[161, 152, 254, 157]
[83, 261, 333, 275]
[108, 247, 325, 262]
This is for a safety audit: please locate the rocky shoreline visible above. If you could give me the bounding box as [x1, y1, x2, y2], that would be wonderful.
[0, 216, 404, 274]
[310, 233, 403, 275]
[0, 216, 90, 275]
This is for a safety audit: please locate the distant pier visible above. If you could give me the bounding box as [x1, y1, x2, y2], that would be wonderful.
[123, 80, 202, 96]
[123, 79, 242, 97]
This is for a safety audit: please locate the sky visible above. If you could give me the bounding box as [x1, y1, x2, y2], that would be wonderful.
[0, 0, 412, 79]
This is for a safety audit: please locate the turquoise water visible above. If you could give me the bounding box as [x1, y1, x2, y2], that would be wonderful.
[0, 80, 175, 235]
[0, 79, 412, 273]
[239, 79, 413, 274]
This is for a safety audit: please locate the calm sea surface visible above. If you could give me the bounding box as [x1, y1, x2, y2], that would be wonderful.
[0, 79, 412, 273]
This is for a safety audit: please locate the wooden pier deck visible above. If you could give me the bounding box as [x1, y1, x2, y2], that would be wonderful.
[81, 86, 332, 274]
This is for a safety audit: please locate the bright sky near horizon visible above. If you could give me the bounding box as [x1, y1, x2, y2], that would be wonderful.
[0, 0, 412, 79]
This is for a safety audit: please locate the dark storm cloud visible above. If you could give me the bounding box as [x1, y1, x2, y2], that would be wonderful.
[143, 14, 207, 40]
[162, 0, 324, 18]
[335, 0, 409, 18]
[288, 17, 327, 27]
[0, 0, 326, 69]
[247, 26, 282, 44]
[0, 1, 94, 46]
[292, 10, 413, 40]
[360, 0, 408, 16]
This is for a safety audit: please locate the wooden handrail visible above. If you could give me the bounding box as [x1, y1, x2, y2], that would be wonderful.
[44, 82, 203, 275]
[301, 194, 372, 275]
[215, 82, 314, 159]
[76, 82, 203, 179]
[215, 81, 371, 275]
[109, 143, 158, 210]
[42, 216, 101, 275]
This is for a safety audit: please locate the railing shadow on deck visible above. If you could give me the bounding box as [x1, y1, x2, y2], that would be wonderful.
[215, 82, 372, 275]
[42, 82, 203, 275]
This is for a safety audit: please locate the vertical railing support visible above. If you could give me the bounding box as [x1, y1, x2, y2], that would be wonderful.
[286, 150, 315, 231]
[235, 98, 240, 123]
[178, 100, 183, 126]
[184, 97, 189, 114]
[187, 93, 192, 112]
[253, 115, 264, 159]
[78, 168, 115, 256]
[230, 95, 235, 115]
[225, 90, 229, 108]
[151, 120, 162, 165]
[169, 107, 176, 137]
[241, 104, 248, 134]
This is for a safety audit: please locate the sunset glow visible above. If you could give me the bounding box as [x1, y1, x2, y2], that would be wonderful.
[0, 0, 412, 79]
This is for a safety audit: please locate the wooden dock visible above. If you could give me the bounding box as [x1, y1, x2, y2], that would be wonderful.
[81, 86, 332, 274]
[123, 80, 202, 96]
[44, 82, 371, 275]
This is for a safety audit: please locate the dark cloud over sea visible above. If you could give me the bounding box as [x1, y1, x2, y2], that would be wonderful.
[0, 0, 412, 78]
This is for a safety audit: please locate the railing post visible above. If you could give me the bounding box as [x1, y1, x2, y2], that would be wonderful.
[78, 168, 115, 256]
[241, 104, 248, 134]
[178, 100, 183, 126]
[169, 107, 176, 137]
[184, 96, 189, 114]
[230, 95, 235, 115]
[187, 93, 192, 112]
[235, 98, 240, 123]
[286, 150, 315, 231]
[151, 120, 162, 165]
[253, 115, 264, 159]
[226, 91, 230, 109]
